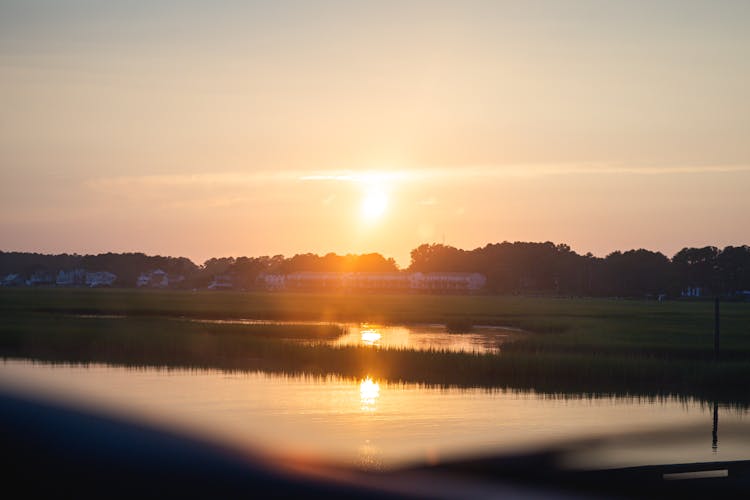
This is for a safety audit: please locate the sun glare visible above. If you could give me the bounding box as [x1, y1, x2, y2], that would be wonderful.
[361, 188, 388, 222]
[360, 328, 382, 346]
[359, 377, 380, 411]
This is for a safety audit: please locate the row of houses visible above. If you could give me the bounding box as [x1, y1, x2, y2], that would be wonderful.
[1, 269, 117, 287]
[138, 270, 227, 289]
[681, 286, 703, 297]
[136, 269, 185, 288]
[1, 268, 188, 289]
[260, 272, 487, 293]
[1, 268, 487, 293]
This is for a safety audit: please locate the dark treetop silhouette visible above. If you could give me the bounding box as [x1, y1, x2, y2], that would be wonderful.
[1, 242, 749, 297]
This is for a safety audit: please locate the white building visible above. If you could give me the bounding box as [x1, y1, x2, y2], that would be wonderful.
[283, 272, 346, 290]
[1, 273, 24, 286]
[85, 271, 117, 287]
[208, 274, 234, 290]
[137, 269, 167, 287]
[681, 287, 702, 297]
[137, 269, 184, 288]
[56, 269, 87, 286]
[261, 273, 286, 291]
[410, 272, 487, 292]
[26, 271, 55, 286]
[264, 271, 486, 293]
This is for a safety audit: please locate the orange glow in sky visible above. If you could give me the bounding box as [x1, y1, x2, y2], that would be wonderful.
[1, 2, 749, 264]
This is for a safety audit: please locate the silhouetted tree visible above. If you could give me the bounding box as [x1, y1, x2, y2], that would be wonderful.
[2, 243, 749, 296]
[672, 247, 719, 294]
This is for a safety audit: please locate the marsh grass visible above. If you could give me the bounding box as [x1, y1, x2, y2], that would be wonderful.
[4, 288, 749, 353]
[3, 288, 750, 405]
[2, 303, 750, 405]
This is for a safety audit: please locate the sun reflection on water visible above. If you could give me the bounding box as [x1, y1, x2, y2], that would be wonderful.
[360, 328, 382, 346]
[359, 377, 380, 412]
[357, 439, 383, 470]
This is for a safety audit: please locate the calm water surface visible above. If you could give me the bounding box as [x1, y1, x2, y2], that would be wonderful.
[332, 323, 515, 352]
[1, 359, 748, 470]
[192, 319, 514, 353]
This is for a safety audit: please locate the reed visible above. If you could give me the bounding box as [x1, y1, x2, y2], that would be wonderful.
[2, 309, 750, 406]
[3, 288, 749, 359]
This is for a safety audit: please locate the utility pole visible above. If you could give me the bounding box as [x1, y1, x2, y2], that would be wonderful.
[712, 401, 719, 452]
[714, 297, 720, 361]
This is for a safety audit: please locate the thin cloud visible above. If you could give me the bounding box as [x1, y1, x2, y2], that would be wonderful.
[299, 171, 411, 183]
[85, 163, 750, 192]
[417, 164, 750, 179]
[299, 164, 750, 183]
[85, 172, 299, 190]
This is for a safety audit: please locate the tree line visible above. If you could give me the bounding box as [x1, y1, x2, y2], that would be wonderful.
[0, 251, 398, 290]
[1, 242, 749, 297]
[409, 242, 750, 297]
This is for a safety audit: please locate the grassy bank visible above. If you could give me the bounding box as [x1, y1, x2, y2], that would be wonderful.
[2, 287, 749, 359]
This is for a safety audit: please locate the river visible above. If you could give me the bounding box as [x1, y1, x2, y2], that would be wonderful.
[1, 359, 748, 471]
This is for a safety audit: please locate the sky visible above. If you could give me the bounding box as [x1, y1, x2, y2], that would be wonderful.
[1, 0, 749, 266]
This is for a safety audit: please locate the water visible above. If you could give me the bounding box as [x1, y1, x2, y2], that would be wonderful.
[2, 359, 748, 471]
[191, 318, 516, 353]
[332, 323, 515, 352]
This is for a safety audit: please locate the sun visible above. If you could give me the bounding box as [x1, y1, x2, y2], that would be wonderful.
[361, 187, 388, 221]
